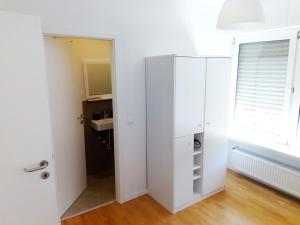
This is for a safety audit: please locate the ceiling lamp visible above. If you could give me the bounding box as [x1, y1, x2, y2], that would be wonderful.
[217, 0, 265, 29]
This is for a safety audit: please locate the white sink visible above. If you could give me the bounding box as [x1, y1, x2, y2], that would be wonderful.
[90, 118, 113, 131]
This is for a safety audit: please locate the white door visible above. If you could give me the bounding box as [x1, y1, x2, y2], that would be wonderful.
[44, 37, 87, 215]
[0, 11, 59, 225]
[203, 58, 231, 196]
[174, 136, 194, 209]
[174, 57, 206, 138]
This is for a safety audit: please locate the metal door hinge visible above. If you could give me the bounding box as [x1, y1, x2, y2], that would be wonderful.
[292, 87, 295, 94]
[297, 31, 300, 39]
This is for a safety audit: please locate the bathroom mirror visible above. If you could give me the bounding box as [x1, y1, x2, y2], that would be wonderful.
[82, 59, 112, 100]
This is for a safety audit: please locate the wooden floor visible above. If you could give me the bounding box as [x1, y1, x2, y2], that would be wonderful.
[62, 171, 300, 225]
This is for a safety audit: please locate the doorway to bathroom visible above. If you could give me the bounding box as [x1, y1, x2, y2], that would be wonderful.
[44, 35, 118, 220]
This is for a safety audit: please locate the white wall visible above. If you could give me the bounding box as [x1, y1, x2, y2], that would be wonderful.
[1, 0, 300, 203]
[260, 0, 300, 28]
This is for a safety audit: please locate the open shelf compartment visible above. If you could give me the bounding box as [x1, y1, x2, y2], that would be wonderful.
[194, 133, 204, 153]
[193, 168, 201, 180]
[193, 178, 202, 195]
[193, 132, 203, 196]
[193, 153, 202, 168]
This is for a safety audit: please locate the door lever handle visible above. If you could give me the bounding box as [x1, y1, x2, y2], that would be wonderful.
[232, 146, 240, 150]
[77, 114, 85, 124]
[24, 160, 49, 173]
[77, 114, 85, 120]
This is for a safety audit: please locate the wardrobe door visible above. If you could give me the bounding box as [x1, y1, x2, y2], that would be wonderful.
[203, 58, 231, 196]
[174, 57, 206, 138]
[174, 135, 194, 209]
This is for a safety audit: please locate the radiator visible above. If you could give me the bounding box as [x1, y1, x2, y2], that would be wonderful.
[232, 148, 300, 198]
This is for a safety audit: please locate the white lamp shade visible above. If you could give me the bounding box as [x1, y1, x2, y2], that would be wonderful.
[217, 0, 265, 29]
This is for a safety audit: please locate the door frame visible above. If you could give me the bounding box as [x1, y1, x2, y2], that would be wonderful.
[43, 29, 122, 203]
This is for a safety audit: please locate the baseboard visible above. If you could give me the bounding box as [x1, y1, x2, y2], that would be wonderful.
[201, 187, 225, 201]
[173, 196, 202, 213]
[173, 187, 225, 213]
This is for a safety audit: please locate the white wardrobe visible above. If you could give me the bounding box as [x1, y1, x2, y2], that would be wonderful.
[146, 55, 231, 213]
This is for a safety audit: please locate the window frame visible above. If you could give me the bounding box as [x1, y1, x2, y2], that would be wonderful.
[288, 31, 300, 148]
[230, 28, 299, 145]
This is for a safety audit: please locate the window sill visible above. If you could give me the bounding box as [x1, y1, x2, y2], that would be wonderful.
[229, 134, 300, 161]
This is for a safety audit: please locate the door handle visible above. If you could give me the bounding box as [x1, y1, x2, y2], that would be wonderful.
[77, 114, 85, 124]
[77, 114, 85, 120]
[232, 146, 240, 150]
[24, 160, 49, 173]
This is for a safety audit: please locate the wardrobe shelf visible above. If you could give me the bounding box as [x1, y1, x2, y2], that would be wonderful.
[193, 165, 201, 170]
[193, 150, 202, 155]
[193, 175, 201, 180]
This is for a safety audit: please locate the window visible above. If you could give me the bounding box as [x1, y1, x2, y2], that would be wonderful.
[289, 33, 300, 147]
[232, 29, 299, 147]
[235, 40, 290, 139]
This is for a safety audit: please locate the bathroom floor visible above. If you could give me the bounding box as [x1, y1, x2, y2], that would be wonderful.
[62, 171, 115, 220]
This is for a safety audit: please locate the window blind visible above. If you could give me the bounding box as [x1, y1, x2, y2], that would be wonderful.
[235, 40, 290, 136]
